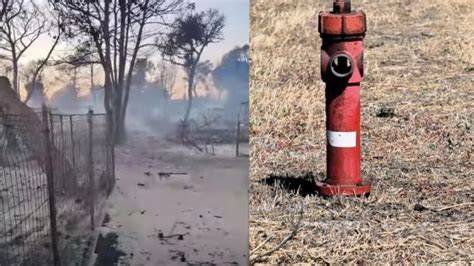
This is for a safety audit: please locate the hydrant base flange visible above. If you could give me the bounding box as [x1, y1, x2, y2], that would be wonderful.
[316, 180, 371, 196]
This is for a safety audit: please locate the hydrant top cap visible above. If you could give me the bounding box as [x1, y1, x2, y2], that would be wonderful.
[318, 11, 366, 36]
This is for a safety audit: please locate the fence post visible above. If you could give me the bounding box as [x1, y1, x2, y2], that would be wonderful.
[110, 114, 115, 181]
[87, 109, 95, 231]
[60, 115, 64, 144]
[112, 141, 115, 179]
[236, 113, 241, 157]
[49, 110, 54, 140]
[59, 115, 64, 190]
[41, 105, 60, 266]
[69, 115, 76, 169]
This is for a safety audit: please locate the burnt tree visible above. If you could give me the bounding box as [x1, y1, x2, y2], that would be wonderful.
[159, 8, 224, 125]
[50, 0, 186, 144]
[0, 1, 60, 96]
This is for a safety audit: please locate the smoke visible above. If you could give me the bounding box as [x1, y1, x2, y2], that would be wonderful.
[125, 83, 241, 137]
[32, 45, 249, 141]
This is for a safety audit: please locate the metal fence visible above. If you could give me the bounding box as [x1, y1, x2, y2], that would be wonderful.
[0, 107, 114, 266]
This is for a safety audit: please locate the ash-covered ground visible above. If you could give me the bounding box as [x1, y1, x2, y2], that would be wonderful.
[90, 112, 249, 265]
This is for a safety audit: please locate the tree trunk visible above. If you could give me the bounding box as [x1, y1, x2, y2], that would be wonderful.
[103, 77, 115, 145]
[113, 97, 126, 144]
[103, 0, 117, 145]
[183, 68, 196, 125]
[112, 85, 126, 144]
[117, 110, 126, 144]
[12, 60, 19, 96]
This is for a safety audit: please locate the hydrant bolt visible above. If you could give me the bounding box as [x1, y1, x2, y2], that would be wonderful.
[316, 0, 371, 197]
[333, 0, 351, 14]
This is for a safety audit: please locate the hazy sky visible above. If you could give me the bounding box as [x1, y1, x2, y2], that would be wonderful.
[194, 0, 249, 62]
[24, 0, 249, 65]
[15, 0, 248, 99]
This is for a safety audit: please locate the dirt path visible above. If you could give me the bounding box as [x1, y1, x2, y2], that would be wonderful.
[91, 131, 249, 265]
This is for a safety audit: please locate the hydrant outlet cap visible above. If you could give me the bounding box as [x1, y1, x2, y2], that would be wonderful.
[329, 53, 354, 78]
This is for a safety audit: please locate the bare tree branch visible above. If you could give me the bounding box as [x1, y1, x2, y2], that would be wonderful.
[0, 0, 49, 95]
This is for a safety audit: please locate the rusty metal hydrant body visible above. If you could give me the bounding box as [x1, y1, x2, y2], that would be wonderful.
[316, 0, 371, 196]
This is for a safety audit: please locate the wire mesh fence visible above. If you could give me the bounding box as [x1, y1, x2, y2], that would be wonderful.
[0, 107, 114, 266]
[0, 112, 53, 265]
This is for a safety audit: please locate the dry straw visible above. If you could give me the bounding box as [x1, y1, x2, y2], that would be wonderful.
[250, 0, 474, 263]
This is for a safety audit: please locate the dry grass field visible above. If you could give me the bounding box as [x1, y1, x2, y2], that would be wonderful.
[249, 0, 473, 264]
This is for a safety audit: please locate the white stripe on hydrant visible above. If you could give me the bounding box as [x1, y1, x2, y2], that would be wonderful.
[327, 130, 356, 148]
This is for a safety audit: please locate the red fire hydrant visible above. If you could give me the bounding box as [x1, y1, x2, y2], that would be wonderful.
[316, 0, 371, 196]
